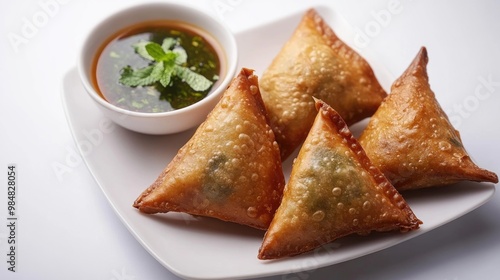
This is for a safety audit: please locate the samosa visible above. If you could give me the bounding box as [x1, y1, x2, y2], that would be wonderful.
[134, 68, 285, 230]
[258, 99, 421, 259]
[359, 47, 498, 190]
[260, 8, 387, 160]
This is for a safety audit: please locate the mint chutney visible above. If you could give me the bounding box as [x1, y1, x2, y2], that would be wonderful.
[92, 20, 223, 113]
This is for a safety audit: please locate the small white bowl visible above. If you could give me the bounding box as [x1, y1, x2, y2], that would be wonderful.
[78, 2, 238, 135]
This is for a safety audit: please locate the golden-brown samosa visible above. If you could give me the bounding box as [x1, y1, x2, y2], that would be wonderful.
[134, 68, 285, 230]
[359, 47, 498, 190]
[258, 99, 421, 260]
[260, 8, 387, 160]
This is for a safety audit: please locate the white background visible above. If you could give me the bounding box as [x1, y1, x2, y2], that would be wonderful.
[1, 0, 500, 279]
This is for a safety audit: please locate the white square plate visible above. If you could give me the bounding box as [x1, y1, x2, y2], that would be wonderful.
[62, 6, 495, 280]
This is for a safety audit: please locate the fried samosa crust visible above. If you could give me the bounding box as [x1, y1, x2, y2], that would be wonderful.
[260, 8, 387, 160]
[134, 68, 285, 230]
[258, 99, 421, 260]
[358, 47, 498, 190]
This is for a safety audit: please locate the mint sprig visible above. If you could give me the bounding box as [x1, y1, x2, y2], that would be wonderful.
[119, 38, 213, 91]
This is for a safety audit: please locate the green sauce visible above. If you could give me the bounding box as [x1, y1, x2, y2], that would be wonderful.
[93, 21, 222, 113]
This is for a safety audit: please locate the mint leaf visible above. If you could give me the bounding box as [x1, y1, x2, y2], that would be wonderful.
[122, 37, 214, 92]
[133, 41, 154, 61]
[160, 62, 175, 87]
[173, 47, 187, 65]
[162, 52, 178, 63]
[119, 61, 165, 87]
[119, 65, 156, 87]
[174, 66, 213, 91]
[161, 38, 177, 52]
[160, 70, 172, 87]
[145, 43, 167, 61]
[150, 61, 165, 81]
